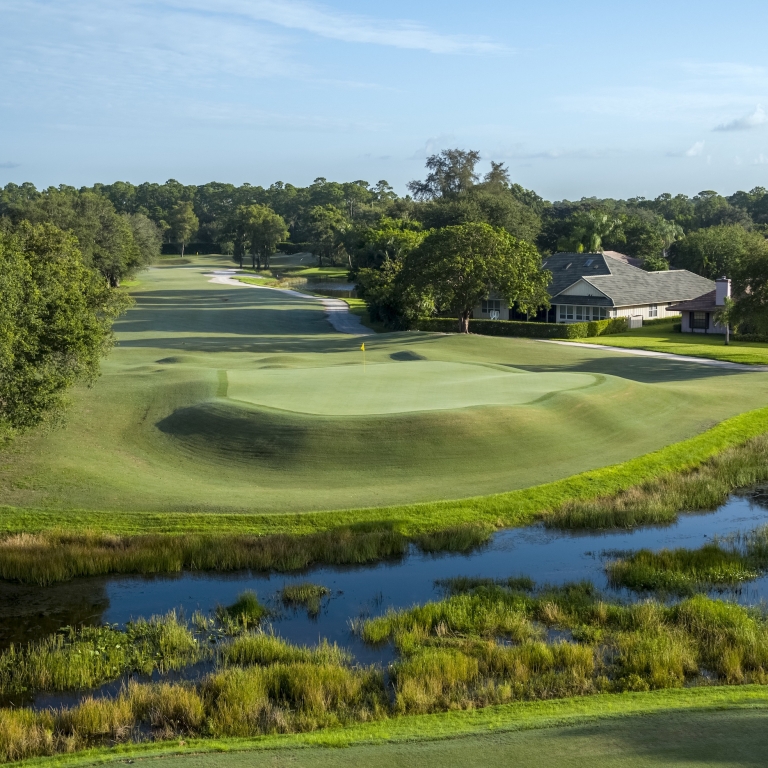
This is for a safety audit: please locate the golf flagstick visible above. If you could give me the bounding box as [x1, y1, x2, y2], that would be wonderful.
[361, 342, 365, 372]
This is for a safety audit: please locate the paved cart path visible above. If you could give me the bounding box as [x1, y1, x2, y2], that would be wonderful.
[542, 339, 768, 371]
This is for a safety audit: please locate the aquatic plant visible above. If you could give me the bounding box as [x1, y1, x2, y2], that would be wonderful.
[606, 525, 768, 595]
[280, 582, 331, 616]
[217, 591, 268, 629]
[0, 612, 202, 695]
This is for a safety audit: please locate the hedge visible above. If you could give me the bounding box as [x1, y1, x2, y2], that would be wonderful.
[415, 317, 628, 339]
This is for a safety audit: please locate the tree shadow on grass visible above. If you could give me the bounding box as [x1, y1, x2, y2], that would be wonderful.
[513, 357, 756, 384]
[538, 708, 768, 766]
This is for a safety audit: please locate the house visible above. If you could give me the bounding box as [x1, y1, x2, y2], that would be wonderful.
[667, 278, 730, 334]
[473, 252, 715, 324]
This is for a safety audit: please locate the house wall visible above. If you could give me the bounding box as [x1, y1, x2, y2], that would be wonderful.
[472, 298, 511, 320]
[609, 303, 680, 320]
[680, 311, 726, 335]
[554, 301, 682, 323]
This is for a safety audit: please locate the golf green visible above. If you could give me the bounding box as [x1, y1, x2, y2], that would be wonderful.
[2, 254, 768, 516]
[226, 362, 597, 415]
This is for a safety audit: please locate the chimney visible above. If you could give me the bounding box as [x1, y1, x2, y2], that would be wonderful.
[715, 277, 731, 306]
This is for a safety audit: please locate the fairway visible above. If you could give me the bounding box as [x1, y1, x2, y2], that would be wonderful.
[3, 254, 768, 516]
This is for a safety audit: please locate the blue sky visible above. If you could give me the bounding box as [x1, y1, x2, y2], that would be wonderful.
[1, 0, 767, 199]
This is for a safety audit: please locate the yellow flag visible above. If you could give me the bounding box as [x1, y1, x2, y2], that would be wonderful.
[360, 343, 365, 351]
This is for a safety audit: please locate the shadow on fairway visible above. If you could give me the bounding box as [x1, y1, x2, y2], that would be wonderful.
[513, 358, 751, 384]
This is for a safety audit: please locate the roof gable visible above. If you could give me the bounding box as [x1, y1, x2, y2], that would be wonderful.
[546, 252, 715, 307]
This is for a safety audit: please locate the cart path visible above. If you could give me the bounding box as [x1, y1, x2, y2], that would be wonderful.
[542, 339, 768, 371]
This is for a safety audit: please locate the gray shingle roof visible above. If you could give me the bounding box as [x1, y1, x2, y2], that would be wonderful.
[544, 252, 714, 308]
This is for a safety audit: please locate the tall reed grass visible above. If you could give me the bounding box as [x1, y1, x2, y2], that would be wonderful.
[0, 612, 201, 695]
[0, 528, 408, 586]
[6, 581, 768, 761]
[547, 435, 768, 530]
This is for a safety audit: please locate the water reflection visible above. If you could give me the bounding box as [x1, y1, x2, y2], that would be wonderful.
[3, 489, 768, 666]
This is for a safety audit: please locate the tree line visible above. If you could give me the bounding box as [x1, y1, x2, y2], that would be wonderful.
[3, 149, 768, 441]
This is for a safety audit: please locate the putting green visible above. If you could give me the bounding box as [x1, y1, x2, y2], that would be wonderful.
[226, 362, 597, 415]
[2, 254, 768, 515]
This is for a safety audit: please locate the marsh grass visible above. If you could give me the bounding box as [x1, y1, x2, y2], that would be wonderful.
[0, 528, 409, 586]
[217, 591, 268, 629]
[0, 612, 202, 695]
[415, 524, 494, 554]
[361, 579, 768, 713]
[546, 435, 768, 530]
[607, 526, 768, 595]
[7, 582, 768, 761]
[280, 583, 331, 616]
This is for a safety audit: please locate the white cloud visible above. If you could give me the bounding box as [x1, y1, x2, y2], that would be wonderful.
[714, 105, 768, 131]
[685, 141, 705, 157]
[754, 154, 768, 165]
[168, 0, 504, 55]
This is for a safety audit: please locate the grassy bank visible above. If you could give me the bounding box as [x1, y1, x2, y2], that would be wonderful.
[568, 318, 768, 365]
[3, 407, 768, 584]
[6, 582, 768, 763]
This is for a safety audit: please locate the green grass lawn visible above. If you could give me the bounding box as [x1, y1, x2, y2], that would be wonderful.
[2, 255, 768, 521]
[25, 687, 768, 768]
[571, 318, 768, 365]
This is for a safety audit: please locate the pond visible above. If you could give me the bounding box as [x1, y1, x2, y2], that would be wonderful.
[4, 489, 768, 673]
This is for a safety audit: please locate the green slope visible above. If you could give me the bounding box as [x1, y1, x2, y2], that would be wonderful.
[2, 255, 768, 516]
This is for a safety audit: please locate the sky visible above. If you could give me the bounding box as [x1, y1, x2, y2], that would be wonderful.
[1, 0, 768, 200]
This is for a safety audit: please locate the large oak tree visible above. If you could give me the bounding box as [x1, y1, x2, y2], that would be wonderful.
[401, 222, 550, 333]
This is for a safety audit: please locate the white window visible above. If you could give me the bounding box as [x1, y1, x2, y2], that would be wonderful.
[576, 306, 585, 321]
[566, 306, 574, 320]
[481, 299, 501, 314]
[649, 304, 658, 318]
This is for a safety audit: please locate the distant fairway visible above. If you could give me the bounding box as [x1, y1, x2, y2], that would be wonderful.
[3, 254, 768, 516]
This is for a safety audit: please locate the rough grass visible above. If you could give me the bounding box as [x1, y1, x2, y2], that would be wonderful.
[545, 432, 768, 530]
[567, 317, 768, 365]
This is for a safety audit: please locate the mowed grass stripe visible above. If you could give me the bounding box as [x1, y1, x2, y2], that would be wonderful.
[4, 404, 768, 536]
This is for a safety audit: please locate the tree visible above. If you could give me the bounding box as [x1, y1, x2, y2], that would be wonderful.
[556, 210, 621, 253]
[407, 149, 481, 200]
[0, 222, 130, 442]
[307, 205, 350, 266]
[400, 223, 551, 333]
[233, 204, 289, 269]
[169, 201, 198, 257]
[730, 234, 768, 333]
[670, 225, 763, 279]
[714, 296, 735, 346]
[127, 213, 162, 266]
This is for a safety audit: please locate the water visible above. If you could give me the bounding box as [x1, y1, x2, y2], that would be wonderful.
[4, 489, 768, 706]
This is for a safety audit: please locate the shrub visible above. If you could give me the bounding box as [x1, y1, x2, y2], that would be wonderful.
[414, 317, 627, 339]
